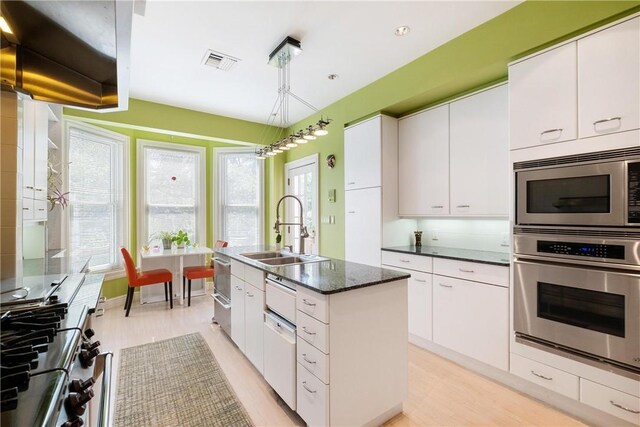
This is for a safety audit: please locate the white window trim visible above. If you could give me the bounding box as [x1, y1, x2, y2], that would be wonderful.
[137, 139, 207, 250]
[214, 147, 265, 246]
[64, 119, 131, 275]
[284, 153, 319, 253]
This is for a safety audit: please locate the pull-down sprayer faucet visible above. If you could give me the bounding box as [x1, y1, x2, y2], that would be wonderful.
[273, 195, 309, 255]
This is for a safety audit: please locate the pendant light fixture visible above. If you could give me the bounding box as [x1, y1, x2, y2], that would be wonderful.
[255, 36, 331, 159]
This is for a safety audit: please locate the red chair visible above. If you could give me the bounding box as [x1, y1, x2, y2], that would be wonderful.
[121, 247, 174, 317]
[182, 240, 228, 306]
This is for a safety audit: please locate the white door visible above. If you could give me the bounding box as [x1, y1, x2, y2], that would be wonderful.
[345, 187, 381, 266]
[285, 155, 318, 254]
[344, 117, 381, 191]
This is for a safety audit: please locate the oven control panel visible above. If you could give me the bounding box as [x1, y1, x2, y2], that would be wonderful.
[629, 161, 640, 223]
[537, 241, 625, 259]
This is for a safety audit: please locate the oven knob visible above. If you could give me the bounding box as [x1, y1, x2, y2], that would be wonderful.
[84, 329, 95, 339]
[81, 340, 101, 351]
[64, 390, 94, 416]
[60, 417, 84, 427]
[69, 378, 95, 393]
[79, 348, 100, 368]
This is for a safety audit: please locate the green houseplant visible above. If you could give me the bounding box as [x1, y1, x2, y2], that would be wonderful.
[159, 231, 173, 250]
[172, 230, 191, 248]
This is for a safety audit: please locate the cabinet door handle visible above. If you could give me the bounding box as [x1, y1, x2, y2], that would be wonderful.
[235, 286, 242, 291]
[439, 283, 453, 288]
[540, 128, 563, 136]
[459, 268, 474, 273]
[35, 188, 44, 192]
[302, 299, 316, 307]
[431, 205, 444, 209]
[302, 326, 316, 335]
[347, 211, 356, 214]
[609, 400, 640, 414]
[400, 259, 410, 263]
[530, 370, 553, 381]
[246, 292, 254, 298]
[301, 354, 316, 365]
[38, 208, 45, 211]
[414, 278, 427, 283]
[302, 381, 317, 394]
[25, 186, 34, 189]
[456, 205, 470, 208]
[347, 181, 356, 185]
[593, 117, 621, 126]
[23, 207, 30, 211]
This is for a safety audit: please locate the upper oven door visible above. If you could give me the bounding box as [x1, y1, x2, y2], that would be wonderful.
[513, 260, 640, 370]
[516, 161, 626, 226]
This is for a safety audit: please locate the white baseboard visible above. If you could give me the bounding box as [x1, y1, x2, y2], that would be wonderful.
[102, 293, 132, 310]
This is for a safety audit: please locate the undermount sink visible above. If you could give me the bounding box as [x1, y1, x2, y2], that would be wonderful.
[258, 256, 305, 266]
[240, 251, 284, 259]
[239, 251, 328, 266]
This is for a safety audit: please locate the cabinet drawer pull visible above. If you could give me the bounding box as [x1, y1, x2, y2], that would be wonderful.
[302, 381, 317, 394]
[439, 283, 453, 288]
[431, 205, 444, 209]
[235, 286, 242, 291]
[301, 354, 316, 364]
[593, 117, 621, 126]
[347, 181, 356, 185]
[458, 268, 474, 273]
[23, 207, 30, 210]
[414, 278, 427, 283]
[25, 186, 34, 189]
[302, 299, 316, 307]
[456, 205, 470, 208]
[530, 370, 553, 381]
[609, 400, 640, 414]
[347, 211, 356, 214]
[38, 208, 45, 211]
[35, 188, 44, 192]
[246, 292, 254, 298]
[540, 128, 563, 136]
[399, 259, 410, 263]
[302, 326, 316, 335]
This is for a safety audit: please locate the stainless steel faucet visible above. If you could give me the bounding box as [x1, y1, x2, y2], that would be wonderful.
[274, 195, 309, 255]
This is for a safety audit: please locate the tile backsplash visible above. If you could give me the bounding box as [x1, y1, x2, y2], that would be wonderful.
[415, 218, 510, 253]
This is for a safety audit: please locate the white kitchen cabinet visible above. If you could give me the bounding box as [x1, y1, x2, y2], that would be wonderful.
[578, 17, 640, 139]
[449, 84, 509, 216]
[33, 103, 49, 201]
[230, 275, 245, 352]
[398, 105, 450, 215]
[33, 199, 48, 221]
[345, 187, 381, 266]
[344, 116, 381, 190]
[22, 102, 36, 200]
[432, 275, 508, 370]
[407, 270, 432, 341]
[509, 43, 578, 149]
[580, 378, 640, 425]
[244, 281, 265, 374]
[22, 100, 49, 221]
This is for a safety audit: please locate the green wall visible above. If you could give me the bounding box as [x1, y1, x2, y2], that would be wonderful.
[281, 0, 640, 259]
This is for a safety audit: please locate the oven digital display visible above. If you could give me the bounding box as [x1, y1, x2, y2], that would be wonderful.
[537, 240, 625, 259]
[537, 282, 625, 337]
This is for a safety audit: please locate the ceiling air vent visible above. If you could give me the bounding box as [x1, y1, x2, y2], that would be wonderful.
[201, 49, 240, 71]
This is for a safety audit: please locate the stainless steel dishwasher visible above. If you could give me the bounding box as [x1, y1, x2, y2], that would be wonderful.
[212, 254, 232, 337]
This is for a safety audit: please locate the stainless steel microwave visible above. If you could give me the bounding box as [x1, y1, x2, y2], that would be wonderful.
[515, 149, 640, 227]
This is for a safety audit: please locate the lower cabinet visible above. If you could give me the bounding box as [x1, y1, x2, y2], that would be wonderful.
[230, 276, 245, 352]
[297, 362, 330, 427]
[432, 275, 509, 370]
[510, 353, 579, 399]
[580, 378, 640, 425]
[244, 281, 265, 374]
[407, 270, 432, 341]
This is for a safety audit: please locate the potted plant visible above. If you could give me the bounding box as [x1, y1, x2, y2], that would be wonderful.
[158, 231, 173, 250]
[172, 229, 191, 248]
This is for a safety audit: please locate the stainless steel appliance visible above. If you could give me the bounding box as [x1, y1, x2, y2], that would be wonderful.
[515, 147, 640, 227]
[513, 228, 640, 377]
[212, 254, 232, 337]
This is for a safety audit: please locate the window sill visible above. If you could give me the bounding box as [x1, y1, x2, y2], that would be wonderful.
[88, 268, 126, 282]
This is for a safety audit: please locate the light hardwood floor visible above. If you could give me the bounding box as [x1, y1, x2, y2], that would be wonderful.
[94, 292, 585, 427]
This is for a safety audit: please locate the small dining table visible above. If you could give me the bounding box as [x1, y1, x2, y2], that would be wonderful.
[139, 246, 213, 305]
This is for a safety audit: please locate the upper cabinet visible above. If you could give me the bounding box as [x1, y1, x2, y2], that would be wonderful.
[509, 43, 577, 149]
[450, 85, 509, 216]
[509, 16, 640, 152]
[22, 100, 50, 221]
[398, 105, 449, 216]
[578, 17, 640, 138]
[344, 117, 381, 190]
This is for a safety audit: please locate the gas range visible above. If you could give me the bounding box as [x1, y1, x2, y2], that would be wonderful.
[0, 273, 110, 427]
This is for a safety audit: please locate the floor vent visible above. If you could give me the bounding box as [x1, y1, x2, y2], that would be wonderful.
[201, 49, 240, 71]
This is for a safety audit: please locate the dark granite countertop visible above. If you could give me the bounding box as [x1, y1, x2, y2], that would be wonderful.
[215, 246, 411, 295]
[23, 249, 91, 277]
[381, 246, 510, 266]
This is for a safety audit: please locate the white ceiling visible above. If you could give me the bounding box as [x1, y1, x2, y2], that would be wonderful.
[129, 1, 520, 126]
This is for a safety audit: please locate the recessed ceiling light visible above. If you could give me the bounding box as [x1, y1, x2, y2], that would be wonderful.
[395, 26, 410, 37]
[328, 74, 339, 80]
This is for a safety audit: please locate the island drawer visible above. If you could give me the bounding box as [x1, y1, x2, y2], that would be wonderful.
[297, 362, 329, 427]
[230, 259, 245, 280]
[266, 278, 296, 324]
[381, 251, 432, 273]
[297, 337, 329, 384]
[297, 286, 329, 323]
[510, 353, 579, 400]
[580, 379, 640, 425]
[297, 310, 330, 354]
[245, 265, 265, 290]
[433, 258, 508, 287]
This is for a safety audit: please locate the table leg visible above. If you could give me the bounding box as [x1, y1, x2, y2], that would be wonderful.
[178, 255, 184, 306]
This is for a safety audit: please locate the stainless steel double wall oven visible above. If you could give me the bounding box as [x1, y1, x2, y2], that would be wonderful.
[513, 147, 640, 378]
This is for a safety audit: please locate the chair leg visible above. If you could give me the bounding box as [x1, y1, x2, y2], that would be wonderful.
[124, 287, 132, 310]
[125, 288, 134, 317]
[182, 276, 186, 299]
[168, 281, 173, 309]
[188, 279, 192, 307]
[164, 282, 168, 302]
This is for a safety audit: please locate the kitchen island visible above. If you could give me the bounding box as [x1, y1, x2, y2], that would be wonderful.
[214, 246, 410, 427]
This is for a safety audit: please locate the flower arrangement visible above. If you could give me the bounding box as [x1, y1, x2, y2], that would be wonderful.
[47, 161, 69, 211]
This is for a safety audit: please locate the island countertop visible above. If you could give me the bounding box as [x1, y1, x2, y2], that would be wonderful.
[215, 246, 411, 295]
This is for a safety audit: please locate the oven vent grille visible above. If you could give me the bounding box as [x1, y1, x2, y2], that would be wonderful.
[514, 147, 640, 170]
[514, 227, 640, 239]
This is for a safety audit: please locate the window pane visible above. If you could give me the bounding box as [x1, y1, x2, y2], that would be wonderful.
[145, 148, 197, 206]
[68, 134, 113, 204]
[225, 206, 259, 247]
[70, 202, 115, 269]
[226, 153, 258, 205]
[147, 206, 196, 242]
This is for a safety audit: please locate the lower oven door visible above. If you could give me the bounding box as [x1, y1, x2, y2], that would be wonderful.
[514, 259, 640, 370]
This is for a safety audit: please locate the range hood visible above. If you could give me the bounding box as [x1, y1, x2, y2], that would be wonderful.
[0, 0, 132, 110]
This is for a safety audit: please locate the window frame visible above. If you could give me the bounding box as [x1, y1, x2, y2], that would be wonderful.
[214, 147, 265, 247]
[64, 119, 130, 277]
[137, 139, 207, 250]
